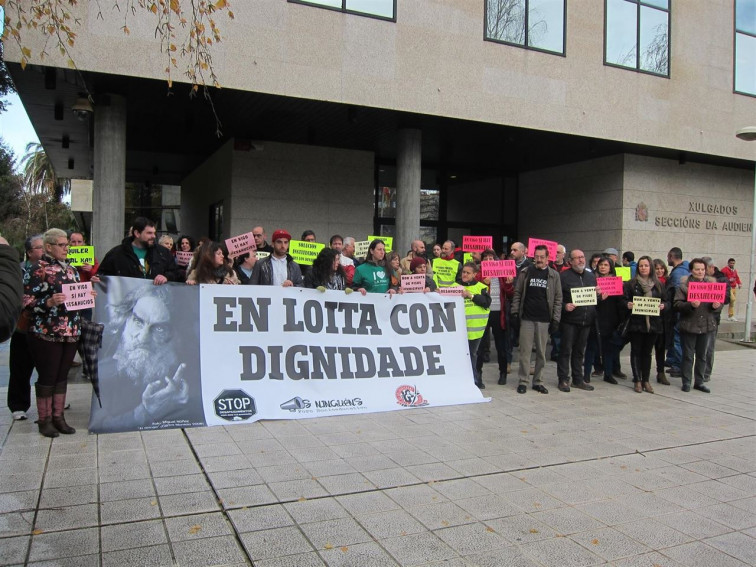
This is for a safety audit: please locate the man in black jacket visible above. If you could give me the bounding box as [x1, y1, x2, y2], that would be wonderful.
[0, 236, 23, 343]
[557, 249, 597, 392]
[250, 229, 303, 287]
[98, 217, 178, 284]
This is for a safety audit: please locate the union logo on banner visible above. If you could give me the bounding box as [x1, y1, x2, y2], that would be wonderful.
[395, 385, 428, 407]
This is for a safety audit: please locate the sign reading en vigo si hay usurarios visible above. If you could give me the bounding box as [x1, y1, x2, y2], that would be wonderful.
[88, 278, 487, 434]
[687, 281, 727, 303]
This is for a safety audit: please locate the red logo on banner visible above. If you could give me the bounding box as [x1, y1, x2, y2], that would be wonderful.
[395, 385, 429, 407]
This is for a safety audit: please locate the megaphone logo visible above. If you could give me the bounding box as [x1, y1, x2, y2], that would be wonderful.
[280, 397, 311, 411]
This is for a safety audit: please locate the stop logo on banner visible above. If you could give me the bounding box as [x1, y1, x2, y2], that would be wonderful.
[213, 390, 257, 422]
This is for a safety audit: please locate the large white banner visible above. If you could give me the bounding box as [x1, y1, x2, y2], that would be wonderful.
[89, 279, 488, 434]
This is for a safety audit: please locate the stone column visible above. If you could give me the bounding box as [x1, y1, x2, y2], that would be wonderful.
[395, 129, 422, 257]
[92, 94, 127, 254]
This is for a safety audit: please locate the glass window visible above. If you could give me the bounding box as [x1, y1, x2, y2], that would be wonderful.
[736, 0, 756, 96]
[485, 0, 566, 55]
[289, 0, 395, 20]
[605, 0, 669, 76]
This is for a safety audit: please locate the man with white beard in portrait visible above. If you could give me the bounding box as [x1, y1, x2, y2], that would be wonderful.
[89, 281, 204, 433]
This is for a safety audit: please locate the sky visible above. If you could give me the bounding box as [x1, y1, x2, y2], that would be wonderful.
[0, 92, 41, 171]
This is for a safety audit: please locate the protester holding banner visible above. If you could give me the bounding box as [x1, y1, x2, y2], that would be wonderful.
[387, 251, 404, 290]
[98, 217, 178, 284]
[233, 251, 258, 285]
[589, 257, 623, 385]
[23, 228, 87, 437]
[459, 262, 491, 389]
[410, 256, 436, 292]
[623, 256, 669, 393]
[353, 239, 393, 295]
[186, 242, 240, 285]
[304, 248, 349, 291]
[674, 258, 722, 393]
[250, 229, 304, 287]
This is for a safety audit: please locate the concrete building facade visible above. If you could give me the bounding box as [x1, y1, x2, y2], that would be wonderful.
[4, 0, 755, 315]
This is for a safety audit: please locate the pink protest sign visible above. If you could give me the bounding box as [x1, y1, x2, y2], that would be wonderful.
[596, 276, 624, 296]
[462, 235, 493, 252]
[401, 274, 426, 293]
[62, 282, 94, 311]
[687, 281, 727, 303]
[481, 260, 516, 278]
[527, 238, 558, 261]
[175, 250, 193, 267]
[437, 286, 464, 296]
[225, 232, 256, 258]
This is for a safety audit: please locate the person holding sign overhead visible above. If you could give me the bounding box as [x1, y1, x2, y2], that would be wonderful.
[674, 258, 722, 394]
[556, 249, 597, 392]
[23, 228, 96, 437]
[98, 217, 178, 284]
[623, 256, 669, 393]
[250, 230, 304, 287]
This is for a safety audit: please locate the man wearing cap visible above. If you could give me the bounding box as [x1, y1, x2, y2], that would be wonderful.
[603, 248, 619, 264]
[250, 229, 303, 287]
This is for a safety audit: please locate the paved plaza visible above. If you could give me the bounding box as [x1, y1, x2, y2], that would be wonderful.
[0, 341, 754, 566]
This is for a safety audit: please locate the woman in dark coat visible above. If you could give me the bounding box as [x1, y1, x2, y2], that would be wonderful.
[624, 256, 669, 393]
[304, 248, 348, 291]
[590, 257, 623, 385]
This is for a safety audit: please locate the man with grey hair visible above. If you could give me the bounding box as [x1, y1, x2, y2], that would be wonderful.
[702, 257, 728, 382]
[341, 236, 360, 267]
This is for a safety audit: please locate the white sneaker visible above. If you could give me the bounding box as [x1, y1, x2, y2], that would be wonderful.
[12, 411, 27, 421]
[731, 317, 739, 322]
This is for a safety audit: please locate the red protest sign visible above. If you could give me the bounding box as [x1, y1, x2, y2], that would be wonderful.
[62, 282, 95, 311]
[481, 260, 516, 278]
[401, 274, 426, 293]
[225, 232, 257, 258]
[175, 250, 193, 267]
[527, 238, 558, 261]
[596, 276, 624, 296]
[687, 281, 727, 303]
[462, 235, 493, 252]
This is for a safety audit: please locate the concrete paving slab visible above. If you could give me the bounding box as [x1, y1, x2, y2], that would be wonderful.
[0, 346, 753, 565]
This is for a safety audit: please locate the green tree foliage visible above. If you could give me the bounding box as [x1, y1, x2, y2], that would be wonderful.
[0, 139, 74, 255]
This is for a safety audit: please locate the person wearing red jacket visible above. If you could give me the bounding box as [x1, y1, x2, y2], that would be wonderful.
[721, 258, 742, 321]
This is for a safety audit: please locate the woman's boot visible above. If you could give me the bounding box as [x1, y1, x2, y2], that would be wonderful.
[51, 382, 75, 434]
[642, 381, 655, 394]
[634, 381, 643, 393]
[656, 371, 670, 385]
[35, 384, 59, 438]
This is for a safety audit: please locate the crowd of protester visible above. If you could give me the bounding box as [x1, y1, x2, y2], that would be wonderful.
[1, 215, 752, 437]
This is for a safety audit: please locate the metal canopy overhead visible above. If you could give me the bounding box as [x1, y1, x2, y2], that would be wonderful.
[7, 62, 752, 187]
